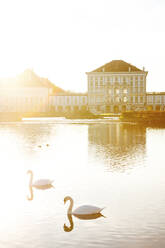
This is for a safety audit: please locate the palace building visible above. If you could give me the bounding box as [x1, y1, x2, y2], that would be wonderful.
[86, 60, 148, 114]
[1, 62, 165, 116]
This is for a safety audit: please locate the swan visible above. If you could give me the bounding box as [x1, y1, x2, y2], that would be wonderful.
[64, 196, 104, 216]
[27, 170, 54, 189]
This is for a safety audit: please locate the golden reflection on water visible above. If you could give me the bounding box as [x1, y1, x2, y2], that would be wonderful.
[0, 119, 165, 247]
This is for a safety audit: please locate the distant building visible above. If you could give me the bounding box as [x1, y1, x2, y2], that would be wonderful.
[49, 94, 88, 113]
[86, 60, 148, 114]
[0, 70, 88, 114]
[0, 69, 53, 113]
[147, 92, 165, 111]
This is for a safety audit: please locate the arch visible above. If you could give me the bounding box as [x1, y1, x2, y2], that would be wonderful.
[106, 105, 110, 112]
[114, 105, 119, 113]
[147, 105, 153, 111]
[155, 105, 160, 111]
[121, 105, 126, 112]
[65, 106, 71, 112]
[57, 106, 63, 112]
[81, 105, 87, 111]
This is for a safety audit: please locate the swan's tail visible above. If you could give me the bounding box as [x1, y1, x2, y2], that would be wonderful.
[100, 207, 105, 212]
[100, 213, 106, 218]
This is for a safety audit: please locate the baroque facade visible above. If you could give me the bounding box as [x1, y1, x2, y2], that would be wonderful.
[49, 94, 88, 113]
[86, 60, 148, 114]
[147, 92, 165, 111]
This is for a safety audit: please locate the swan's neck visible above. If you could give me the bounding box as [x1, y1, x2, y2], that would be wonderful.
[29, 172, 33, 186]
[67, 198, 74, 214]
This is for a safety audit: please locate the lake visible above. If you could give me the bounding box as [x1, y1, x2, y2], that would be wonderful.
[0, 118, 165, 248]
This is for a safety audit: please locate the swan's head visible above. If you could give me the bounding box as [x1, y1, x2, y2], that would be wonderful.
[64, 196, 72, 204]
[27, 170, 33, 174]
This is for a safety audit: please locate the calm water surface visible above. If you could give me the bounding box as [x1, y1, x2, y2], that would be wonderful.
[0, 118, 165, 248]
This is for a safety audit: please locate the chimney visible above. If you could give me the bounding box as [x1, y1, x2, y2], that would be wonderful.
[143, 66, 145, 71]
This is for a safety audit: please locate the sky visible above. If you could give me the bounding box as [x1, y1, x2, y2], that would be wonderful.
[0, 0, 165, 92]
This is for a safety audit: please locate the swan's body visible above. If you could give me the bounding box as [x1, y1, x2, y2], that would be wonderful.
[27, 170, 54, 189]
[73, 205, 103, 215]
[32, 179, 54, 187]
[64, 196, 104, 215]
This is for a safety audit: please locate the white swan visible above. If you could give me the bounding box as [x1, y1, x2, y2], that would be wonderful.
[64, 196, 104, 215]
[27, 170, 54, 189]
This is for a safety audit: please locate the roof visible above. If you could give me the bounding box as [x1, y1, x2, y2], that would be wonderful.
[0, 69, 65, 93]
[90, 60, 144, 73]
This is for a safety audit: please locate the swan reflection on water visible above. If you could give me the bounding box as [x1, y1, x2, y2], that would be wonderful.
[27, 185, 34, 201]
[64, 213, 105, 232]
[27, 184, 54, 201]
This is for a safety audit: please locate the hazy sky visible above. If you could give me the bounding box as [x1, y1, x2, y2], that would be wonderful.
[0, 0, 165, 92]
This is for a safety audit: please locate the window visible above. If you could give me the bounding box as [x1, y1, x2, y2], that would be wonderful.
[156, 96, 160, 103]
[115, 88, 120, 94]
[109, 89, 112, 94]
[140, 96, 143, 103]
[115, 96, 120, 102]
[67, 97, 70, 104]
[123, 88, 128, 94]
[123, 96, 127, 102]
[140, 87, 143, 93]
[59, 97, 62, 104]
